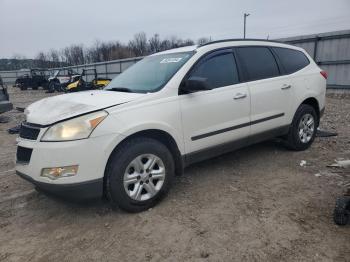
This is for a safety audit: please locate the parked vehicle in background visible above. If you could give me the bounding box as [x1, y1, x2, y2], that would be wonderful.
[14, 69, 48, 90]
[0, 76, 13, 114]
[66, 68, 111, 92]
[16, 39, 327, 212]
[47, 69, 80, 93]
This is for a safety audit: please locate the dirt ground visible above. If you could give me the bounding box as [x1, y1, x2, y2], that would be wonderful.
[0, 87, 349, 262]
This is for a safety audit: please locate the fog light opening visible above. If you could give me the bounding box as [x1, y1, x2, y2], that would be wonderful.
[41, 165, 79, 180]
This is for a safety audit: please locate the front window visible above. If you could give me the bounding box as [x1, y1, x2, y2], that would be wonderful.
[105, 51, 194, 93]
[189, 52, 239, 89]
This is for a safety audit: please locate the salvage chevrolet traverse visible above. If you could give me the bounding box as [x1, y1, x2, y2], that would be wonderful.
[16, 39, 327, 212]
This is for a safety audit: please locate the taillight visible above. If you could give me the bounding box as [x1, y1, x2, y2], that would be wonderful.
[320, 70, 328, 79]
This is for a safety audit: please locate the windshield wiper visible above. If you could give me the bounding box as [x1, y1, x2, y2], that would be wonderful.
[107, 87, 133, 93]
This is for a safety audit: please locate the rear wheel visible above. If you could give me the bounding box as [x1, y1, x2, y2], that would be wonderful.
[47, 81, 58, 93]
[285, 104, 318, 151]
[58, 84, 66, 92]
[106, 137, 175, 212]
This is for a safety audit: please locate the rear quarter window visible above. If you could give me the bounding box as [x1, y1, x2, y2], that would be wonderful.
[272, 47, 310, 74]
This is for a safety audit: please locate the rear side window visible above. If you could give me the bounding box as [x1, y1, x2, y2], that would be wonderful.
[273, 47, 310, 74]
[190, 53, 239, 89]
[236, 47, 280, 81]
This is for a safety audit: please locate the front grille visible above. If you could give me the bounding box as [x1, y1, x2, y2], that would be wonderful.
[16, 146, 33, 163]
[19, 122, 40, 140]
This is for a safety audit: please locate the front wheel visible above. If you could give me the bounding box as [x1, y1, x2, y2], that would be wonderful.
[47, 81, 60, 93]
[285, 104, 318, 151]
[106, 137, 175, 212]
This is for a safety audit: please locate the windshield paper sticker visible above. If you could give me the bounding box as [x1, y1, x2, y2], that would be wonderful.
[160, 58, 183, 63]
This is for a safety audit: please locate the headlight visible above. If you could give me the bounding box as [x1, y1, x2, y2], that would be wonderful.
[41, 111, 108, 142]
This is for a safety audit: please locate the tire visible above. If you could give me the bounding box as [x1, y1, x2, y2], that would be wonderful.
[285, 104, 318, 151]
[106, 137, 175, 212]
[54, 83, 62, 92]
[59, 85, 67, 92]
[47, 82, 56, 93]
[333, 197, 350, 226]
[20, 84, 27, 91]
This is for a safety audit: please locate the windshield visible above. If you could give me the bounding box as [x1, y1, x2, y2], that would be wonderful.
[105, 51, 194, 93]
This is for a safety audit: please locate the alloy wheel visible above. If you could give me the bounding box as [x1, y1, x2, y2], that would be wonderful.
[123, 154, 166, 201]
[298, 113, 315, 143]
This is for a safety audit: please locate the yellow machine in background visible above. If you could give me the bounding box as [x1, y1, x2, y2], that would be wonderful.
[66, 68, 111, 92]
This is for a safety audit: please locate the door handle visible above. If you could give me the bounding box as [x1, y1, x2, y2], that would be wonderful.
[281, 84, 292, 90]
[234, 93, 247, 100]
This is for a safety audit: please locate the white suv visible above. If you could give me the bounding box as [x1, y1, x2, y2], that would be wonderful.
[16, 40, 327, 212]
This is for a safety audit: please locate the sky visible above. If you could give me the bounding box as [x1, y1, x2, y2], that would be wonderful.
[0, 0, 349, 58]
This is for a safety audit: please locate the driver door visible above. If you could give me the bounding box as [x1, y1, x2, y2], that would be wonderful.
[179, 49, 250, 158]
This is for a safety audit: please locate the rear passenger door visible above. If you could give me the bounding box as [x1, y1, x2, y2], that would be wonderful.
[235, 46, 293, 136]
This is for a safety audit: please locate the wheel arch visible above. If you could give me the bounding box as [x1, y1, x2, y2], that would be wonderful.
[300, 97, 320, 124]
[103, 129, 184, 192]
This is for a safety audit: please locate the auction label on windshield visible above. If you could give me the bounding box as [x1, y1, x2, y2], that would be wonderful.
[160, 58, 183, 63]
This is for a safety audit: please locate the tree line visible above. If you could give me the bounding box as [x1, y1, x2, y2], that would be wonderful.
[0, 33, 211, 70]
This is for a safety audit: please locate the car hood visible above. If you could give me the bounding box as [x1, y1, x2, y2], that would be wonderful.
[25, 90, 144, 125]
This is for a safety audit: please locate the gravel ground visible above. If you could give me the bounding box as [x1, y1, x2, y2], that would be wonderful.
[0, 87, 349, 262]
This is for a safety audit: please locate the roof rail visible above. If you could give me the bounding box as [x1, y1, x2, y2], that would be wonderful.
[199, 38, 286, 47]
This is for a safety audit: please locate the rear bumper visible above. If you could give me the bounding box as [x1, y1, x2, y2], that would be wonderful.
[0, 100, 13, 113]
[16, 171, 103, 201]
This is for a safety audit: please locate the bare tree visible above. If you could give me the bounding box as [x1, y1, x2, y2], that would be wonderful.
[110, 41, 134, 59]
[49, 49, 60, 68]
[6, 33, 210, 69]
[169, 36, 183, 48]
[149, 34, 161, 53]
[34, 52, 47, 68]
[197, 37, 212, 45]
[128, 32, 148, 56]
[85, 40, 101, 63]
[183, 39, 195, 46]
[160, 39, 172, 51]
[61, 45, 85, 65]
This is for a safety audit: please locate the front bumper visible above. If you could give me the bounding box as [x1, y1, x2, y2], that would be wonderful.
[0, 100, 13, 113]
[17, 171, 103, 200]
[15, 132, 120, 200]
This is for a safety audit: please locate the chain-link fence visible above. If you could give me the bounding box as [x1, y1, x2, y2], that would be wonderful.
[0, 57, 143, 85]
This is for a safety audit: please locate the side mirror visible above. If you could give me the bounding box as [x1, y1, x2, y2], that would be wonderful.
[180, 76, 212, 93]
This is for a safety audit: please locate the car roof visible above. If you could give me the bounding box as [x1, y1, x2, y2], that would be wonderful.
[152, 39, 302, 56]
[151, 45, 198, 56]
[198, 38, 284, 46]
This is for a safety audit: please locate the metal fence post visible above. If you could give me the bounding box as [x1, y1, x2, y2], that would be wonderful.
[313, 36, 319, 62]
